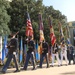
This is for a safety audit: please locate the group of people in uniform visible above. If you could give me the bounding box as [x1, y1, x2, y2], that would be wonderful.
[1, 33, 75, 74]
[51, 42, 75, 67]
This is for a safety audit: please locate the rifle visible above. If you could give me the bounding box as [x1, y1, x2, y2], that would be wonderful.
[13, 31, 19, 37]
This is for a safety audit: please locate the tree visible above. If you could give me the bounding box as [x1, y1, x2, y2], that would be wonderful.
[0, 0, 10, 35]
[8, 0, 44, 40]
[8, 0, 67, 43]
[42, 6, 67, 43]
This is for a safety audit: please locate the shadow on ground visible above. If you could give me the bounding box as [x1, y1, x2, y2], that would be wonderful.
[0, 67, 36, 74]
[61, 71, 75, 75]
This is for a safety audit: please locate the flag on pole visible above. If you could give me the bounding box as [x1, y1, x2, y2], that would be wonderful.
[35, 41, 40, 61]
[38, 13, 45, 54]
[38, 13, 45, 42]
[48, 17, 56, 46]
[26, 12, 33, 38]
[2, 36, 8, 62]
[19, 36, 23, 63]
[58, 22, 64, 43]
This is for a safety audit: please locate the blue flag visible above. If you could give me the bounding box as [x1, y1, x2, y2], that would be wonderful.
[35, 42, 40, 61]
[2, 35, 8, 62]
[19, 37, 23, 63]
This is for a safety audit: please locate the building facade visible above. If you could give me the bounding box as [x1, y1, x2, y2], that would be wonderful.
[68, 21, 75, 46]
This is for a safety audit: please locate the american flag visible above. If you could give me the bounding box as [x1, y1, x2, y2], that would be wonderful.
[38, 13, 45, 42]
[26, 12, 33, 37]
[49, 17, 56, 46]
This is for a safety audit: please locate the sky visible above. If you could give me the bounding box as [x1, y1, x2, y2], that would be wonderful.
[43, 0, 75, 22]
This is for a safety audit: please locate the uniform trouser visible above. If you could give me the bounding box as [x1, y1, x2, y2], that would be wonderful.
[68, 54, 75, 64]
[73, 55, 75, 64]
[51, 53, 60, 66]
[24, 53, 35, 69]
[61, 51, 68, 65]
[2, 53, 19, 72]
[40, 53, 49, 67]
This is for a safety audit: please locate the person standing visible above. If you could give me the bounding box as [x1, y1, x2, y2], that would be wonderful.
[73, 46, 75, 64]
[38, 40, 49, 68]
[60, 42, 68, 66]
[51, 42, 60, 67]
[67, 44, 75, 65]
[1, 32, 20, 73]
[23, 36, 36, 70]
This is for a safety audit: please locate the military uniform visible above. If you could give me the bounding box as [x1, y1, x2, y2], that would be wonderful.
[67, 45, 75, 65]
[60, 44, 68, 65]
[23, 38, 36, 70]
[39, 41, 49, 68]
[51, 43, 60, 67]
[1, 37, 20, 73]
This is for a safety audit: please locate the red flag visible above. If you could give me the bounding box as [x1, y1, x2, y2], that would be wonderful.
[26, 12, 33, 37]
[49, 17, 56, 46]
[38, 13, 45, 42]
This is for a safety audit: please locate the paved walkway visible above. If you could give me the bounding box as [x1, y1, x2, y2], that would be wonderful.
[0, 61, 75, 75]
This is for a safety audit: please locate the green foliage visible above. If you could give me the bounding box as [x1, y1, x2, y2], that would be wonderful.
[7, 0, 67, 43]
[32, 21, 39, 40]
[0, 0, 10, 35]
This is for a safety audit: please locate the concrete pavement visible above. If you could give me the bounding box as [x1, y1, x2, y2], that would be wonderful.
[0, 61, 75, 75]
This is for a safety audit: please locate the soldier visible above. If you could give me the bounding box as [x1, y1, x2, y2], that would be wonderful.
[73, 46, 75, 64]
[1, 32, 20, 74]
[22, 36, 36, 70]
[51, 42, 60, 67]
[38, 40, 49, 68]
[60, 42, 68, 66]
[67, 44, 75, 65]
